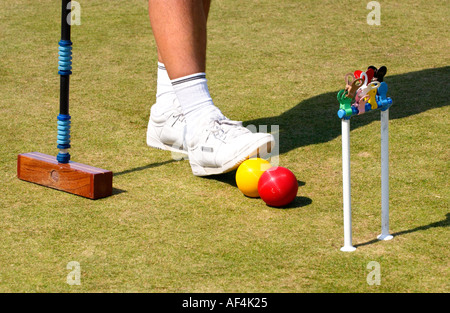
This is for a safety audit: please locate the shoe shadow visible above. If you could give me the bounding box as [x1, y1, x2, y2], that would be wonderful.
[203, 170, 237, 187]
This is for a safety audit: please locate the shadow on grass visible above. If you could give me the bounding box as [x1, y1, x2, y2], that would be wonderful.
[112, 187, 127, 196]
[115, 67, 448, 209]
[273, 195, 312, 209]
[245, 66, 449, 155]
[113, 159, 178, 177]
[355, 213, 449, 248]
[110, 159, 179, 196]
[203, 170, 237, 186]
[231, 67, 448, 210]
[208, 172, 310, 209]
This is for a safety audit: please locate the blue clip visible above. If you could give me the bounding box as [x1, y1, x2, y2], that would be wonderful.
[376, 82, 393, 111]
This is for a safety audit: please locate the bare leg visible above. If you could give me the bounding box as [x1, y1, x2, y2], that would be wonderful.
[155, 0, 211, 65]
[149, 0, 210, 79]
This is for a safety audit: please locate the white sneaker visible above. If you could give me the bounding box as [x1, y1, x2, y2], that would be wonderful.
[187, 117, 275, 176]
[146, 98, 188, 155]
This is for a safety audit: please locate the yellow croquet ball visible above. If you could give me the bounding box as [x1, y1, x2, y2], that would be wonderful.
[236, 158, 272, 198]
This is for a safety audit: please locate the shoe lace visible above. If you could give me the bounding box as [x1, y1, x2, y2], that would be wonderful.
[172, 112, 186, 126]
[207, 117, 248, 142]
[170, 98, 186, 126]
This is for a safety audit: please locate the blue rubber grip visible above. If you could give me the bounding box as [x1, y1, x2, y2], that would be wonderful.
[57, 152, 71, 163]
[57, 120, 71, 145]
[56, 114, 71, 163]
[58, 40, 72, 75]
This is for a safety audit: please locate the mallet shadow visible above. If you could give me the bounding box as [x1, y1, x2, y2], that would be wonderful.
[111, 187, 127, 196]
[110, 158, 179, 196]
[113, 159, 178, 177]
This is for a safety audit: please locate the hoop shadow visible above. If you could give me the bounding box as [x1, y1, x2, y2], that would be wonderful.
[355, 213, 449, 248]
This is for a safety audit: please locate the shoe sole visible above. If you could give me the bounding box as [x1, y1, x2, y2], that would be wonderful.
[190, 135, 275, 176]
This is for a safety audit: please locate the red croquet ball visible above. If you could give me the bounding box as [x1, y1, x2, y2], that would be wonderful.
[257, 166, 298, 207]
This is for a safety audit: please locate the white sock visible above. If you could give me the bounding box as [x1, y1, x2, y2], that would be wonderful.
[151, 62, 177, 115]
[171, 73, 224, 141]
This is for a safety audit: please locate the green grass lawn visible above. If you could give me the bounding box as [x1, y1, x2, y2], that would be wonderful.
[0, 0, 448, 292]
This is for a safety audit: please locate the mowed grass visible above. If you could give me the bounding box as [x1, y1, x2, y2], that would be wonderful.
[0, 0, 448, 292]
